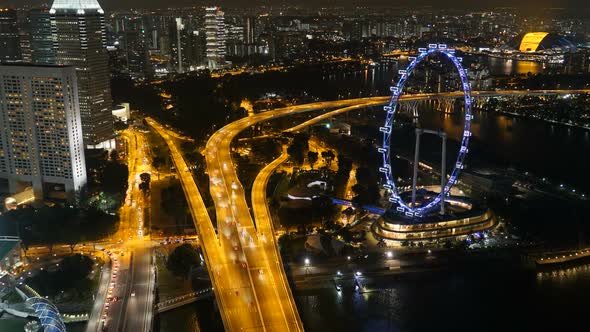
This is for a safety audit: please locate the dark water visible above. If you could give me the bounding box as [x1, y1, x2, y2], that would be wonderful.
[297, 264, 590, 332]
[158, 56, 590, 331]
[419, 107, 590, 193]
[159, 263, 590, 332]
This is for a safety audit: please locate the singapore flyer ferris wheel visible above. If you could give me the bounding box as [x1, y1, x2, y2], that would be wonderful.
[379, 44, 474, 217]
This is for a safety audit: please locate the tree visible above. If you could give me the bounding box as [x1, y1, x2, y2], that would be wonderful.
[139, 181, 150, 194]
[307, 151, 319, 169]
[337, 156, 353, 175]
[140, 172, 151, 183]
[351, 183, 365, 195]
[166, 244, 201, 279]
[287, 134, 309, 165]
[63, 223, 81, 253]
[355, 167, 372, 185]
[109, 149, 119, 161]
[101, 161, 129, 195]
[321, 150, 335, 166]
[152, 155, 165, 169]
[26, 254, 94, 299]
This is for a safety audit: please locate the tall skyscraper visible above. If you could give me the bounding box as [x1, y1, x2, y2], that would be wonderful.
[244, 16, 257, 44]
[205, 6, 225, 69]
[0, 64, 87, 202]
[172, 17, 186, 73]
[30, 8, 56, 65]
[16, 9, 32, 63]
[0, 8, 21, 63]
[50, 0, 114, 148]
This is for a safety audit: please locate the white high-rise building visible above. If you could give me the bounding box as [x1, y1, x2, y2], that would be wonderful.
[205, 6, 225, 69]
[50, 0, 114, 148]
[0, 64, 87, 202]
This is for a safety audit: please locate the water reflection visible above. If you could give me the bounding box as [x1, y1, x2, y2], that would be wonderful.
[536, 264, 590, 282]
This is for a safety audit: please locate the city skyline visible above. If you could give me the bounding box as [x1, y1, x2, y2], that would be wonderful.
[3, 0, 590, 10]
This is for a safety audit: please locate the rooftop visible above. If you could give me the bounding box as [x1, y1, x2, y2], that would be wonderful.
[51, 0, 103, 10]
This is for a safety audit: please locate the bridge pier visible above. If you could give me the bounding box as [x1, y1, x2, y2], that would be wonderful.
[473, 97, 487, 110]
[436, 98, 455, 114]
[401, 100, 420, 118]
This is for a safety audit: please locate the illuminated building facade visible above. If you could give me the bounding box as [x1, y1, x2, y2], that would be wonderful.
[0, 8, 21, 63]
[492, 32, 577, 63]
[50, 0, 114, 148]
[0, 64, 87, 202]
[205, 6, 225, 69]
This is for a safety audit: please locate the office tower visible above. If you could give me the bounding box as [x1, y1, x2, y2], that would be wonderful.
[171, 17, 186, 73]
[244, 16, 256, 44]
[0, 9, 21, 63]
[126, 29, 150, 79]
[0, 64, 87, 202]
[30, 8, 56, 65]
[125, 28, 151, 79]
[205, 6, 225, 69]
[185, 29, 206, 69]
[50, 0, 114, 148]
[16, 10, 32, 63]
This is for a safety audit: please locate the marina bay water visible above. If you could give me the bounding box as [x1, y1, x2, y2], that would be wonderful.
[160, 262, 590, 332]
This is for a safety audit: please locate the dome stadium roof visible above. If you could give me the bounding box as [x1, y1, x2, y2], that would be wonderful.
[501, 32, 576, 53]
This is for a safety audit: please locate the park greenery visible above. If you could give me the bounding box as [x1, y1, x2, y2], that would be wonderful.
[160, 180, 191, 232]
[84, 149, 129, 213]
[166, 244, 201, 279]
[0, 206, 118, 254]
[110, 61, 392, 144]
[287, 133, 309, 164]
[26, 254, 96, 303]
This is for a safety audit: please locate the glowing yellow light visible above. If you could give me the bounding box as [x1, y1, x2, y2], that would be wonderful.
[519, 32, 549, 52]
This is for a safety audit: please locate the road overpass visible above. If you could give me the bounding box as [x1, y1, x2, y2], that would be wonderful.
[147, 119, 266, 332]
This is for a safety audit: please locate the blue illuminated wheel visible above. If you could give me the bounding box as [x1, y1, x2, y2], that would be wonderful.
[379, 44, 473, 217]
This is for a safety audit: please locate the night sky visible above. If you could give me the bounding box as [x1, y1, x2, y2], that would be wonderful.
[4, 0, 589, 10]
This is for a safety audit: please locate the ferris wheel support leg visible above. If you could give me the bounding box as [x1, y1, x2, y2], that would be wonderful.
[440, 134, 447, 215]
[411, 129, 422, 207]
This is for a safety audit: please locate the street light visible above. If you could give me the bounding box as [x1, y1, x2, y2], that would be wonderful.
[386, 251, 393, 258]
[304, 258, 310, 266]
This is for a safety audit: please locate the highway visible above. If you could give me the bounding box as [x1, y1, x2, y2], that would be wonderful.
[147, 119, 264, 332]
[205, 100, 377, 332]
[250, 148, 300, 328]
[85, 128, 157, 332]
[122, 245, 156, 332]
